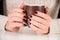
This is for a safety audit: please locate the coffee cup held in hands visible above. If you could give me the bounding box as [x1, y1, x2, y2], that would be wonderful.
[23, 5, 46, 27]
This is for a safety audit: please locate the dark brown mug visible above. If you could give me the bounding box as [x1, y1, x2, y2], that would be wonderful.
[23, 5, 46, 27]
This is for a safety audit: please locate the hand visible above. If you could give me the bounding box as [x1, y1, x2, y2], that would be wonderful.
[5, 4, 27, 32]
[29, 8, 52, 34]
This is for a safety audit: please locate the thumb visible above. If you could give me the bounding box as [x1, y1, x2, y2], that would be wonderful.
[44, 7, 49, 14]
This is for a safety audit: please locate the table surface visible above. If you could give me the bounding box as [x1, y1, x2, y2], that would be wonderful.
[0, 15, 60, 40]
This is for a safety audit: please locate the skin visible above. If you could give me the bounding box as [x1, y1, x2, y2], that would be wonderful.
[5, 4, 52, 34]
[5, 4, 26, 32]
[30, 11, 52, 34]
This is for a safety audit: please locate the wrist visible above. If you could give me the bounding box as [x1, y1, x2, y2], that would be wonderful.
[43, 27, 50, 35]
[5, 21, 20, 32]
[4, 21, 12, 32]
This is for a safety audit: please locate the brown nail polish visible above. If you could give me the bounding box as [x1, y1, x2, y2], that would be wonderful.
[24, 24, 27, 26]
[23, 19, 27, 23]
[24, 16, 27, 18]
[29, 19, 31, 21]
[35, 11, 37, 13]
[29, 23, 31, 25]
[30, 16, 32, 18]
[23, 19, 25, 21]
[23, 11, 26, 13]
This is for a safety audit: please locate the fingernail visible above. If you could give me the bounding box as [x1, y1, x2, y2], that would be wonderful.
[35, 11, 37, 14]
[23, 19, 25, 21]
[24, 16, 27, 18]
[29, 23, 31, 25]
[23, 19, 27, 23]
[30, 16, 32, 18]
[29, 19, 31, 21]
[24, 24, 27, 26]
[23, 11, 26, 13]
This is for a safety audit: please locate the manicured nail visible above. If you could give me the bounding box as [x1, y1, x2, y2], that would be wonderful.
[29, 19, 31, 21]
[24, 24, 27, 26]
[29, 23, 31, 25]
[24, 16, 27, 18]
[23, 19, 27, 23]
[35, 11, 37, 14]
[23, 11, 26, 13]
[25, 20, 27, 23]
[23, 19, 25, 21]
[30, 16, 32, 18]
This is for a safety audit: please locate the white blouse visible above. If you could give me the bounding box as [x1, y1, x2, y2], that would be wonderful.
[6, 0, 60, 18]
[0, 0, 60, 35]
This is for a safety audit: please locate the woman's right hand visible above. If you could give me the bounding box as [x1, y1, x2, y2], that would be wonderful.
[5, 4, 27, 32]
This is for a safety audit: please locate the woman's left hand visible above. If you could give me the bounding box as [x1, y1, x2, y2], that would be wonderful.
[29, 11, 52, 34]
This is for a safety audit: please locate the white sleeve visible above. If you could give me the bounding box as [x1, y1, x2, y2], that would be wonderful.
[50, 19, 60, 34]
[0, 15, 8, 32]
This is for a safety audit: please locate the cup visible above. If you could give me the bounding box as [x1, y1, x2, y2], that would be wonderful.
[23, 5, 45, 27]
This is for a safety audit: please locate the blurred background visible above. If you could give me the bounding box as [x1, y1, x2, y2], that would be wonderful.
[0, 0, 3, 15]
[0, 0, 60, 18]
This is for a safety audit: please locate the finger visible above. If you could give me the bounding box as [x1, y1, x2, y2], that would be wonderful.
[19, 4, 25, 9]
[8, 17, 25, 24]
[11, 27, 20, 32]
[7, 21, 24, 28]
[8, 12, 25, 19]
[45, 7, 49, 14]
[30, 20, 49, 31]
[31, 15, 50, 26]
[29, 24, 48, 34]
[9, 8, 24, 14]
[35, 11, 51, 20]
